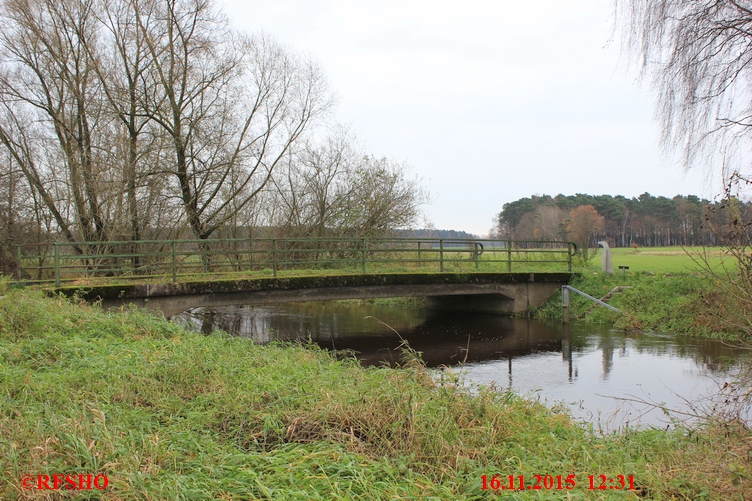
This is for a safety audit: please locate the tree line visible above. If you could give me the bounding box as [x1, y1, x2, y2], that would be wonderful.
[0, 0, 427, 273]
[490, 192, 747, 248]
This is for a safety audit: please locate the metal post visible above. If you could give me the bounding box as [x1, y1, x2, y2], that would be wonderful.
[272, 239, 277, 277]
[473, 242, 480, 269]
[361, 238, 366, 274]
[568, 243, 574, 273]
[171, 241, 177, 283]
[439, 239, 444, 272]
[562, 285, 570, 324]
[250, 239, 255, 270]
[507, 241, 512, 272]
[54, 243, 60, 287]
[562, 323, 573, 380]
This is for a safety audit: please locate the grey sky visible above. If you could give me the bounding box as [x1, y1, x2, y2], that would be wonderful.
[221, 0, 715, 236]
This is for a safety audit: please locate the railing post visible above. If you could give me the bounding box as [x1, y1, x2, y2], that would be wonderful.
[568, 243, 574, 273]
[439, 239, 444, 272]
[417, 241, 422, 268]
[473, 242, 480, 269]
[507, 241, 512, 272]
[562, 285, 570, 324]
[272, 239, 277, 277]
[361, 238, 367, 274]
[282, 240, 287, 271]
[171, 241, 177, 283]
[248, 239, 253, 269]
[54, 242, 60, 287]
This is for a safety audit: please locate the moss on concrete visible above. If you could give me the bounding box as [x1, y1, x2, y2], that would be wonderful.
[53, 272, 574, 301]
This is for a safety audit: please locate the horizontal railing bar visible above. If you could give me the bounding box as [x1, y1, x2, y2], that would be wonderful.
[46, 237, 572, 246]
[562, 285, 622, 313]
[13, 237, 575, 285]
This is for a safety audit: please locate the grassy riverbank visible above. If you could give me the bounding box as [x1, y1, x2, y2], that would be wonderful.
[533, 272, 727, 336]
[531, 247, 752, 340]
[1, 290, 751, 499]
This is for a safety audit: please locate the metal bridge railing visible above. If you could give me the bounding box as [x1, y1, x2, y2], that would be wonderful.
[12, 237, 576, 287]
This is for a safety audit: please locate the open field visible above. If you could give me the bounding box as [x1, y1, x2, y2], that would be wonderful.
[587, 246, 728, 274]
[1, 290, 751, 500]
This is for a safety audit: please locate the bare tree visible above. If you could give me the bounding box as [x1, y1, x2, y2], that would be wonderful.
[0, 148, 21, 273]
[136, 0, 332, 242]
[338, 156, 429, 238]
[0, 0, 427, 280]
[0, 0, 119, 249]
[617, 1, 752, 343]
[270, 126, 356, 238]
[616, 0, 752, 180]
[533, 206, 568, 241]
[93, 0, 160, 243]
[565, 205, 604, 261]
[1, 0, 337, 276]
[268, 126, 429, 240]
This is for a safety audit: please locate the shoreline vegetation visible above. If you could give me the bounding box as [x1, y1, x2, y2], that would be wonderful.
[1, 289, 751, 499]
[531, 246, 748, 341]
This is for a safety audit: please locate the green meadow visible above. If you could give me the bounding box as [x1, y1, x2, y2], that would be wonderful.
[586, 246, 727, 274]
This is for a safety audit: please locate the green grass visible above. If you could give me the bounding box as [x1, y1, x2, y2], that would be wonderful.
[525, 246, 752, 339]
[532, 269, 750, 339]
[587, 246, 727, 274]
[1, 290, 751, 499]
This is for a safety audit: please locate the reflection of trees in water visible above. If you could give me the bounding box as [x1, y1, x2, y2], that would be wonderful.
[177, 306, 284, 344]
[579, 328, 747, 375]
[357, 315, 565, 367]
[177, 303, 566, 367]
[174, 303, 749, 373]
[581, 329, 748, 381]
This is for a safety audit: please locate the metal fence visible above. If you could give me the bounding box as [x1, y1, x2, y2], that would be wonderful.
[13, 237, 576, 286]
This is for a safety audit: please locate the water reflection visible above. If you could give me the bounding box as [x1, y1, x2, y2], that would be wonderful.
[175, 301, 748, 429]
[178, 303, 570, 366]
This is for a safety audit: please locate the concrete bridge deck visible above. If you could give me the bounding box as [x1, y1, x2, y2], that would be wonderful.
[59, 272, 573, 317]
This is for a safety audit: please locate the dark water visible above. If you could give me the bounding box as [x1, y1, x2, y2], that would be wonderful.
[174, 301, 749, 430]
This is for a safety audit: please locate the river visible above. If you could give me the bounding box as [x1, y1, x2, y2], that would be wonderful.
[174, 300, 749, 430]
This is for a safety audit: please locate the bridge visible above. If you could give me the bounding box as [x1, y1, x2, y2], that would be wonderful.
[16, 237, 576, 316]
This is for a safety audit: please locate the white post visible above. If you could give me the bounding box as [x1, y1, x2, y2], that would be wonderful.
[598, 241, 613, 274]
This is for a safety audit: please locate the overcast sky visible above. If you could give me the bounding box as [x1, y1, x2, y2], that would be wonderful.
[221, 0, 716, 236]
